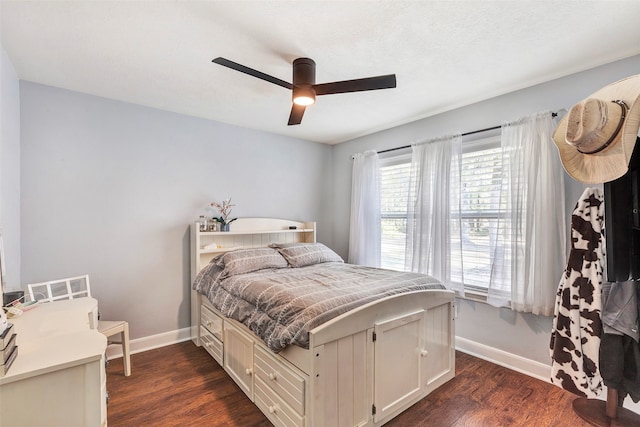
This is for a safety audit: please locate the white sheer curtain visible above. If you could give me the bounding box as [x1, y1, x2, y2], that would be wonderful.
[405, 134, 464, 295]
[487, 111, 566, 315]
[348, 150, 381, 267]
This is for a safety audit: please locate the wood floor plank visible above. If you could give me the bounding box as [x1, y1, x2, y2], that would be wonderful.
[106, 342, 592, 426]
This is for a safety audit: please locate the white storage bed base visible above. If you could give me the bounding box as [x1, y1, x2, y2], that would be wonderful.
[191, 218, 455, 427]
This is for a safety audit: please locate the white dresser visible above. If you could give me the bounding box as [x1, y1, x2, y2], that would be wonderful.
[0, 298, 108, 427]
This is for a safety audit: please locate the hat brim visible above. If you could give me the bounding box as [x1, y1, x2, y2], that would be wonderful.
[553, 75, 640, 184]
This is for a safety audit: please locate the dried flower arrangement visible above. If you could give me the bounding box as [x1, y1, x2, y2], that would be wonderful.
[209, 197, 238, 227]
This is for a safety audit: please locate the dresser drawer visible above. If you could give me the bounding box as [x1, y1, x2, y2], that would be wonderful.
[200, 326, 223, 365]
[254, 345, 305, 415]
[255, 376, 304, 427]
[201, 304, 223, 342]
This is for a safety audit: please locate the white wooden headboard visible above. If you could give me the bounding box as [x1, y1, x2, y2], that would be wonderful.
[191, 218, 316, 275]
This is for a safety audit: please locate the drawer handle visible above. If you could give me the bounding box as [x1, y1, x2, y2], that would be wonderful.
[268, 404, 280, 414]
[268, 372, 277, 381]
[420, 349, 429, 357]
[245, 368, 253, 376]
[205, 320, 212, 327]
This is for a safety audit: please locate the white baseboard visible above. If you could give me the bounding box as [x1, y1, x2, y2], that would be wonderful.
[455, 336, 552, 382]
[105, 327, 192, 360]
[455, 336, 640, 415]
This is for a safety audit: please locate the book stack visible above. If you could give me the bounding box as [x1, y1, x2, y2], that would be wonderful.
[0, 322, 18, 376]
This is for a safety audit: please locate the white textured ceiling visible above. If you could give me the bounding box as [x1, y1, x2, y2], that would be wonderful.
[2, 1, 640, 144]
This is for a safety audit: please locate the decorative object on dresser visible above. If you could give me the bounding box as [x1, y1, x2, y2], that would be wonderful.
[27, 274, 131, 376]
[1, 244, 19, 377]
[0, 302, 8, 335]
[3, 290, 24, 307]
[190, 218, 455, 427]
[0, 321, 17, 376]
[209, 197, 238, 231]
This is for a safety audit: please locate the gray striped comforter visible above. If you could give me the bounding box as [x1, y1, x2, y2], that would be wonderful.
[193, 262, 444, 352]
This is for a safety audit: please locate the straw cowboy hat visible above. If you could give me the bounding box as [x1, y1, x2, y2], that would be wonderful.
[553, 74, 640, 184]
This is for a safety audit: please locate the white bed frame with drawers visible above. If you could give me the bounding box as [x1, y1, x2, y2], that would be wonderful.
[190, 218, 455, 427]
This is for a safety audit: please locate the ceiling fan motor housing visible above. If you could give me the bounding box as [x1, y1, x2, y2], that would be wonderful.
[292, 58, 316, 104]
[293, 58, 316, 85]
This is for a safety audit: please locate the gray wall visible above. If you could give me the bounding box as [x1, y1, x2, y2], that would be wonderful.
[0, 47, 21, 291]
[331, 54, 640, 364]
[19, 82, 333, 339]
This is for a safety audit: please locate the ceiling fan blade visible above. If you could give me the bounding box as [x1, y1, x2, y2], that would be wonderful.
[313, 74, 396, 95]
[288, 104, 306, 126]
[212, 57, 293, 90]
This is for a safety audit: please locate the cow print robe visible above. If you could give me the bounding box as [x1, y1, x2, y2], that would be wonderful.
[550, 187, 604, 398]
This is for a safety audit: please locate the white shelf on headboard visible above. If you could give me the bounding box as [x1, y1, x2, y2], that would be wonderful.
[192, 222, 316, 268]
[199, 246, 243, 254]
[199, 228, 314, 236]
[198, 229, 312, 253]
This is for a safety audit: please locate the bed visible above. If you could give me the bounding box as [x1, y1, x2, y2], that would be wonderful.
[190, 218, 455, 427]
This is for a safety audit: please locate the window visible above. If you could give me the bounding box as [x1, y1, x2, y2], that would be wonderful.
[379, 136, 503, 292]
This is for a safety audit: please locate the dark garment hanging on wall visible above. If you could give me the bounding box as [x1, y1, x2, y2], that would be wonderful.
[599, 281, 640, 403]
[602, 280, 639, 340]
[598, 138, 640, 405]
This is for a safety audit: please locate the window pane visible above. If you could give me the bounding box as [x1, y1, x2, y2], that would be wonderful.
[380, 162, 410, 215]
[459, 217, 496, 287]
[381, 218, 406, 270]
[380, 161, 410, 270]
[458, 144, 503, 289]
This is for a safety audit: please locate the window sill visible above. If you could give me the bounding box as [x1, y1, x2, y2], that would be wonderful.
[459, 289, 488, 304]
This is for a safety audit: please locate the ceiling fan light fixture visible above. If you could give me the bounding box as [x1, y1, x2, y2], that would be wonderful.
[293, 86, 316, 106]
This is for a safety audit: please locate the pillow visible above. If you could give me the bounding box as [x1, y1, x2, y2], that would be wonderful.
[270, 242, 344, 268]
[216, 247, 289, 277]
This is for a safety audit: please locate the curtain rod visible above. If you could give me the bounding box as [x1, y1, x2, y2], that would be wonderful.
[376, 111, 559, 155]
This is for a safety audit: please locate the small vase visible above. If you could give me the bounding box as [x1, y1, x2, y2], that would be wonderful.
[221, 223, 230, 232]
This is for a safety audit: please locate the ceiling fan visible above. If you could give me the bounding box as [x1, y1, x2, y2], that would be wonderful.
[212, 57, 397, 126]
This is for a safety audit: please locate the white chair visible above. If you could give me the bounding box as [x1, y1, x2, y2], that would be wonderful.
[28, 274, 131, 376]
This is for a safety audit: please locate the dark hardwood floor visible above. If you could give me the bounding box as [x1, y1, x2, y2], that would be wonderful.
[106, 341, 590, 427]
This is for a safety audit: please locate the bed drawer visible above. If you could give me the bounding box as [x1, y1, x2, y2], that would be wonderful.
[200, 326, 223, 365]
[201, 304, 223, 342]
[254, 345, 305, 415]
[255, 376, 304, 427]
